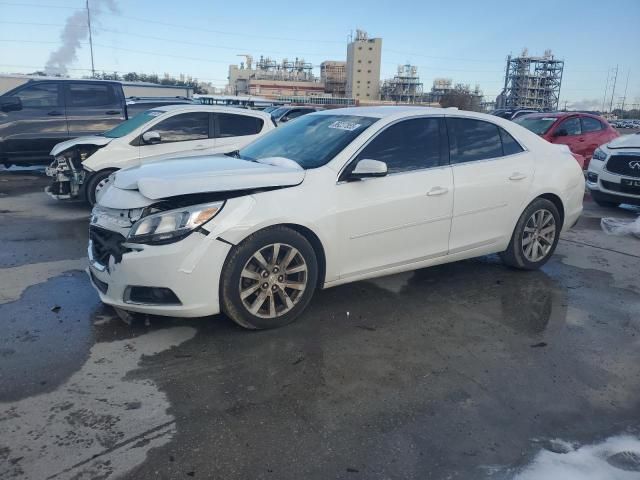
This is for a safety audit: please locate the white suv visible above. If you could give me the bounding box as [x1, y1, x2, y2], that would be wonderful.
[586, 134, 640, 207]
[46, 105, 275, 205]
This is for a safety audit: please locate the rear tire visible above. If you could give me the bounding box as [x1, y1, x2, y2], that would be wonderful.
[220, 226, 318, 330]
[500, 198, 561, 270]
[85, 169, 116, 206]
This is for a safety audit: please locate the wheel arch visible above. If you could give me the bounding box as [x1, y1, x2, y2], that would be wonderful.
[221, 222, 328, 289]
[537, 192, 565, 229]
[279, 223, 327, 289]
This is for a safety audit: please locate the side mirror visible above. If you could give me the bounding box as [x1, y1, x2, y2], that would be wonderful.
[142, 130, 161, 144]
[349, 159, 388, 180]
[0, 96, 22, 112]
[279, 116, 289, 123]
[554, 128, 568, 137]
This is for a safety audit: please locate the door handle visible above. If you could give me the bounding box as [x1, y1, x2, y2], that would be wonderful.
[509, 172, 528, 181]
[427, 186, 449, 196]
[47, 110, 63, 116]
[193, 144, 208, 150]
[105, 110, 121, 115]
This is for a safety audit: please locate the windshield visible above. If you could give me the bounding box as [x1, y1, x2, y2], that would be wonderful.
[269, 107, 290, 119]
[238, 114, 378, 169]
[514, 116, 558, 135]
[102, 110, 164, 138]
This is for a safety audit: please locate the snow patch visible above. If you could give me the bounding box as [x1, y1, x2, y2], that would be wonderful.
[514, 435, 640, 480]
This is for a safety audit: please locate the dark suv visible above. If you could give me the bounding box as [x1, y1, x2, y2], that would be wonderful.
[0, 79, 194, 166]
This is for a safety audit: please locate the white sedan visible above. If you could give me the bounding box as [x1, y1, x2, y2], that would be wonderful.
[88, 106, 584, 329]
[46, 105, 275, 205]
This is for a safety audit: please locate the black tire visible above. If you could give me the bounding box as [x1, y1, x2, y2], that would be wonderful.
[85, 169, 117, 206]
[500, 198, 561, 270]
[220, 226, 318, 330]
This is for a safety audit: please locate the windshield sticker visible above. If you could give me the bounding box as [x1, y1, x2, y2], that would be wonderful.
[329, 121, 361, 131]
[541, 117, 557, 121]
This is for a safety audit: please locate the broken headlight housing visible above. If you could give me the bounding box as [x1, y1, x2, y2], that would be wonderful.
[128, 201, 224, 245]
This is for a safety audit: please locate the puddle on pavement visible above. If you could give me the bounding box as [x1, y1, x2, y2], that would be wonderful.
[365, 256, 566, 336]
[0, 271, 100, 401]
[0, 324, 196, 479]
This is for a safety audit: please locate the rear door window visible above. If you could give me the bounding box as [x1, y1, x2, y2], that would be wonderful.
[581, 117, 603, 133]
[447, 118, 503, 164]
[16, 83, 61, 108]
[558, 117, 581, 136]
[355, 117, 443, 174]
[216, 113, 264, 137]
[67, 83, 116, 107]
[149, 112, 209, 143]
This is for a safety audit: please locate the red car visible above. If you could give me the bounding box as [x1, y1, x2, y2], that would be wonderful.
[515, 112, 619, 169]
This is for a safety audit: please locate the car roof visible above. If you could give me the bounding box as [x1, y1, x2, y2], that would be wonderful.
[150, 104, 271, 117]
[315, 106, 450, 119]
[521, 111, 607, 120]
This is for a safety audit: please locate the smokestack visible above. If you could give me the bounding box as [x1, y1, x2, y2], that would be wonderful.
[44, 0, 119, 76]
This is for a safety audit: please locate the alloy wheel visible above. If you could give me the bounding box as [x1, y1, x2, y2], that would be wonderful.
[239, 243, 308, 319]
[522, 209, 556, 262]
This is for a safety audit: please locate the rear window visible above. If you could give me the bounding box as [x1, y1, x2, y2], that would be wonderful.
[514, 116, 558, 135]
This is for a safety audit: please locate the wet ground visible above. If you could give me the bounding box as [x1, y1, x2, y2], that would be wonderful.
[1, 170, 639, 480]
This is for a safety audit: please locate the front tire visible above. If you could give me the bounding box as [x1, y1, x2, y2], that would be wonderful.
[500, 198, 561, 270]
[220, 226, 318, 329]
[85, 169, 116, 206]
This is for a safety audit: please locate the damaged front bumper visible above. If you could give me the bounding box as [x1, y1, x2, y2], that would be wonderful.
[45, 155, 88, 200]
[86, 201, 240, 318]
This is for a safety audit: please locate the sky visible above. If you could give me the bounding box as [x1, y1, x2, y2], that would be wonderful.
[1, 0, 639, 109]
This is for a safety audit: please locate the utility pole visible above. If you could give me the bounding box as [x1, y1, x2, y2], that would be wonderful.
[601, 68, 610, 113]
[608, 64, 618, 114]
[87, 0, 95, 77]
[620, 69, 630, 117]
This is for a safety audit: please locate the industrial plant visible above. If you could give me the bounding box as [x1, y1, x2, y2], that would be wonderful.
[224, 38, 565, 112]
[497, 49, 564, 110]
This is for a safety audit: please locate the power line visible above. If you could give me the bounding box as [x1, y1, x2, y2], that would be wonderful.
[0, 19, 613, 73]
[0, 1, 83, 9]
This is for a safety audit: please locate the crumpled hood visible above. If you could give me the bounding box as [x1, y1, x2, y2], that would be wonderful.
[606, 133, 640, 150]
[109, 154, 305, 201]
[50, 135, 113, 156]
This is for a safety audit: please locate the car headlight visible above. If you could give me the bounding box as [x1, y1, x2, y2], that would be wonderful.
[128, 201, 224, 245]
[592, 148, 607, 161]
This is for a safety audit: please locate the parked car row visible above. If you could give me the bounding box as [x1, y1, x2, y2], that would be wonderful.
[610, 120, 640, 129]
[84, 106, 585, 329]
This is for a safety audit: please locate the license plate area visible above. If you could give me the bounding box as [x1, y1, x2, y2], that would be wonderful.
[621, 179, 640, 187]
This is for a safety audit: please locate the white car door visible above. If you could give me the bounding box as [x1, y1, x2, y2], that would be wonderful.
[212, 112, 268, 154]
[138, 111, 213, 162]
[335, 117, 453, 280]
[446, 117, 534, 254]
